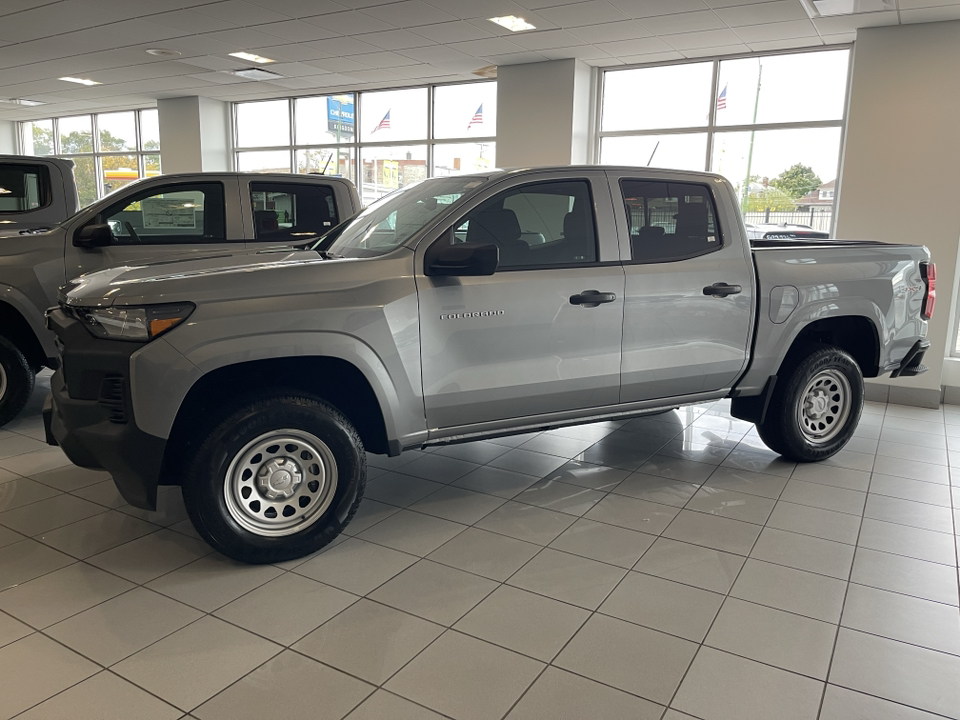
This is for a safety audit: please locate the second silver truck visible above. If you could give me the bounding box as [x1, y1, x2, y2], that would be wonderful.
[45, 166, 933, 563]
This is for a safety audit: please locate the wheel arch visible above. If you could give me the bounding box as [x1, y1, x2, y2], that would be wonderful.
[161, 355, 394, 485]
[0, 300, 47, 370]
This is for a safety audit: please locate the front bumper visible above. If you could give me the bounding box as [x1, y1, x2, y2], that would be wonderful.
[43, 308, 166, 510]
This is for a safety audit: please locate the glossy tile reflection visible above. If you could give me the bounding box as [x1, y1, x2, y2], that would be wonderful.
[2, 383, 959, 719]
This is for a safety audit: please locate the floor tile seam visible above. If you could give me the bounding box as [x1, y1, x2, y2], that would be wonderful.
[495, 663, 552, 720]
[29, 518, 167, 564]
[869, 470, 953, 488]
[698, 633, 834, 683]
[865, 486, 955, 509]
[23, 472, 108, 495]
[675, 489, 776, 527]
[764, 492, 866, 518]
[10, 579, 144, 636]
[823, 681, 958, 720]
[0, 445, 60, 463]
[836, 617, 960, 659]
[860, 510, 959, 537]
[145, 561, 294, 617]
[1, 503, 116, 542]
[4, 668, 142, 720]
[63, 484, 130, 510]
[852, 539, 959, 569]
[0, 552, 80, 596]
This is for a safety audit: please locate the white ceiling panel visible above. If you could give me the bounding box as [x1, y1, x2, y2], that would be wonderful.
[189, 71, 255, 85]
[618, 50, 685, 63]
[0, 0, 63, 16]
[537, 1, 629, 26]
[245, 0, 348, 17]
[898, 0, 960, 8]
[246, 44, 333, 62]
[412, 21, 496, 43]
[569, 20, 652, 42]
[250, 21, 339, 43]
[194, 1, 292, 26]
[639, 10, 727, 34]
[422, 0, 532, 20]
[353, 28, 435, 49]
[714, 0, 808, 26]
[448, 37, 525, 56]
[352, 50, 423, 67]
[813, 9, 899, 33]
[483, 50, 549, 64]
[303, 56, 373, 72]
[596, 35, 674, 55]
[303, 36, 383, 56]
[389, 63, 449, 78]
[364, 1, 459, 27]
[204, 28, 292, 49]
[663, 27, 744, 48]
[344, 68, 403, 81]
[539, 44, 611, 59]
[901, 6, 960, 21]
[176, 56, 249, 71]
[508, 29, 587, 49]
[309, 10, 394, 35]
[681, 42, 751, 56]
[732, 18, 819, 41]
[159, 35, 244, 56]
[610, 0, 710, 17]
[747, 35, 824, 50]
[268, 61, 336, 77]
[0, 2, 102, 43]
[149, 10, 239, 33]
[703, 0, 790, 7]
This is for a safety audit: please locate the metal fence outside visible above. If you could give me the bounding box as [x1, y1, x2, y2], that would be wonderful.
[743, 209, 833, 232]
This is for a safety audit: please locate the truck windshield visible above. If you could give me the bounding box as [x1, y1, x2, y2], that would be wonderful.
[315, 177, 484, 258]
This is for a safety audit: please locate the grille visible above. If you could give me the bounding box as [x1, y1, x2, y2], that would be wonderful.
[98, 375, 128, 424]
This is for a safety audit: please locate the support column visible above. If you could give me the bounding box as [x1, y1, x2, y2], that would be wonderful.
[495, 59, 596, 168]
[0, 120, 17, 154]
[835, 21, 960, 407]
[157, 96, 232, 173]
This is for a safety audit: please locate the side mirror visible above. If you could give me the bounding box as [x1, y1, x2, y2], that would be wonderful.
[426, 241, 499, 276]
[73, 222, 113, 248]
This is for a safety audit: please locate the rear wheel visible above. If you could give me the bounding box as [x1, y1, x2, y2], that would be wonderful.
[0, 336, 34, 429]
[756, 345, 863, 462]
[182, 394, 366, 564]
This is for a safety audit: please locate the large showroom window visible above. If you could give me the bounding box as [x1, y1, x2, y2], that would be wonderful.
[599, 49, 850, 237]
[234, 81, 496, 206]
[19, 109, 161, 207]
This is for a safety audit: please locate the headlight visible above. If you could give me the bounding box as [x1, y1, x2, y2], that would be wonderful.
[76, 303, 195, 342]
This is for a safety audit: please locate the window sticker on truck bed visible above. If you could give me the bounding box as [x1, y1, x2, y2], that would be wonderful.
[142, 198, 198, 229]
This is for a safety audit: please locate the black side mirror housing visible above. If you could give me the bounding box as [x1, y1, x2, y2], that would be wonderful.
[426, 241, 499, 277]
[74, 222, 113, 248]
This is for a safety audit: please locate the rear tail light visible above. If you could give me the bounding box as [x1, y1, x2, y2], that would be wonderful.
[921, 262, 936, 319]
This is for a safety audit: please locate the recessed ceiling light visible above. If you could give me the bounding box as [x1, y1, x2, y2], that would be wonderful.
[60, 77, 100, 86]
[489, 15, 536, 32]
[0, 188, 11, 194]
[800, 0, 894, 17]
[0, 98, 45, 106]
[146, 48, 182, 57]
[228, 67, 284, 80]
[229, 51, 275, 64]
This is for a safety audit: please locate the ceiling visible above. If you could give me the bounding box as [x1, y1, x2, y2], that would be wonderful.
[0, 0, 958, 120]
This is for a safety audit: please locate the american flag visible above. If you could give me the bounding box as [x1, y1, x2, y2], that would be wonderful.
[373, 110, 391, 133]
[716, 84, 727, 111]
[467, 104, 483, 130]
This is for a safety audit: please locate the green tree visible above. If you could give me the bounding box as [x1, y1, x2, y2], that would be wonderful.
[771, 163, 822, 199]
[743, 185, 796, 212]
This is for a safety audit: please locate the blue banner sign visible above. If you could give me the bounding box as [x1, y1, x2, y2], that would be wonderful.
[327, 96, 355, 137]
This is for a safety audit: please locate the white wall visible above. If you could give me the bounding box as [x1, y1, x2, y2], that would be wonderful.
[0, 119, 17, 154]
[157, 96, 232, 173]
[835, 20, 960, 406]
[496, 59, 595, 168]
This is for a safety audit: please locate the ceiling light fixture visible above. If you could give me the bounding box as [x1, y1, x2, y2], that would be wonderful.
[145, 48, 182, 57]
[229, 51, 275, 64]
[228, 67, 284, 80]
[489, 15, 536, 32]
[60, 77, 100, 86]
[800, 0, 894, 17]
[0, 188, 11, 194]
[0, 98, 45, 106]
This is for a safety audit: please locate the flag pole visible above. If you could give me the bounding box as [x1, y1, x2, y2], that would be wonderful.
[742, 62, 762, 209]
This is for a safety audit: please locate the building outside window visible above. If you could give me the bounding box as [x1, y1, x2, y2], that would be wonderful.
[19, 110, 161, 207]
[599, 49, 851, 237]
[234, 81, 496, 206]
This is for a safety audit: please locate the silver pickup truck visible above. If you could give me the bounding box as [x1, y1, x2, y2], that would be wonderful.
[44, 166, 933, 564]
[0, 171, 360, 426]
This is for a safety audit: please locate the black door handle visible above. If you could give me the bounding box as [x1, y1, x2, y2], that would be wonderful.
[570, 290, 617, 307]
[703, 282, 742, 297]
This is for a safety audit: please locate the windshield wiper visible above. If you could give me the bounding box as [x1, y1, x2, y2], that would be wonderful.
[317, 250, 343, 259]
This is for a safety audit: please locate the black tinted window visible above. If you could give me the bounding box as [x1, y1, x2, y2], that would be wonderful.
[98, 183, 226, 245]
[0, 164, 47, 213]
[251, 182, 338, 242]
[452, 180, 597, 269]
[621, 180, 720, 263]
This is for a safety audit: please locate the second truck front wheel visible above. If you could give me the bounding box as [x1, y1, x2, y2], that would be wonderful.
[756, 345, 864, 462]
[182, 394, 366, 564]
[0, 336, 35, 429]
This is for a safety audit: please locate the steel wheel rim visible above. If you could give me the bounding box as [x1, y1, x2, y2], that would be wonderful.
[796, 369, 851, 445]
[224, 429, 338, 537]
[0, 363, 6, 403]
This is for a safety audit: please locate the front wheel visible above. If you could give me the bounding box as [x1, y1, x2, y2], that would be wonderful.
[182, 394, 366, 564]
[0, 336, 35, 429]
[756, 345, 863, 462]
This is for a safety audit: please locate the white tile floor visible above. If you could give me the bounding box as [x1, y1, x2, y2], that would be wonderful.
[1, 375, 959, 719]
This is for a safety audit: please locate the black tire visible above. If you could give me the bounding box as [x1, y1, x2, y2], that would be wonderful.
[182, 394, 366, 564]
[0, 335, 35, 429]
[756, 344, 863, 462]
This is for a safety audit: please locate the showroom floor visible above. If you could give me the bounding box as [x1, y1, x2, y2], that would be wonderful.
[0, 375, 958, 720]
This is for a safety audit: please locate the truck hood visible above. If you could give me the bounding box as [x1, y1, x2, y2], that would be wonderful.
[61, 246, 339, 307]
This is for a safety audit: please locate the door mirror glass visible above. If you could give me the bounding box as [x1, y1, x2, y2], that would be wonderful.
[426, 241, 498, 276]
[74, 222, 113, 248]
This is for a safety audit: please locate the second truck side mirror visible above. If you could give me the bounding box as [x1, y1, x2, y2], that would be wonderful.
[73, 223, 113, 248]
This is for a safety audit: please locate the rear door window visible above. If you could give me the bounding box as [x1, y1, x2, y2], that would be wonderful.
[250, 182, 339, 242]
[99, 182, 227, 244]
[620, 180, 721, 263]
[0, 164, 48, 213]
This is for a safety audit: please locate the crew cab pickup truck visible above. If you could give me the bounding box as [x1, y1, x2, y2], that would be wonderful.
[44, 167, 934, 564]
[0, 156, 79, 236]
[0, 171, 360, 426]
